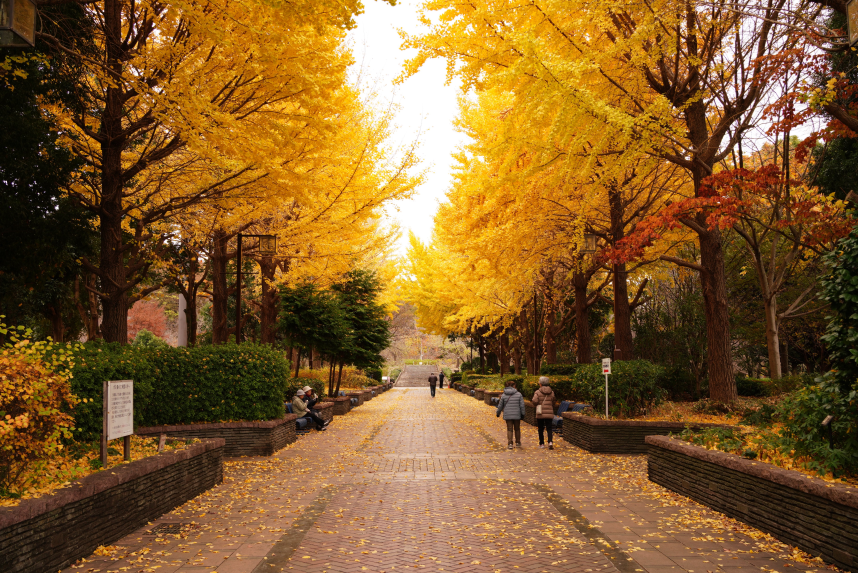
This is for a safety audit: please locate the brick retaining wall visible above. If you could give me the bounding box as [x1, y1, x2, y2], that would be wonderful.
[484, 391, 502, 406]
[346, 391, 365, 407]
[137, 416, 297, 457]
[0, 439, 224, 573]
[474, 388, 486, 400]
[524, 401, 536, 426]
[646, 436, 858, 571]
[560, 414, 722, 454]
[326, 397, 351, 415]
[361, 389, 373, 402]
[314, 402, 334, 424]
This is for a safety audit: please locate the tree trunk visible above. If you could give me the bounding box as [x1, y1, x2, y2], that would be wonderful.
[612, 263, 634, 360]
[573, 271, 591, 364]
[609, 187, 634, 360]
[478, 340, 485, 372]
[764, 293, 782, 380]
[294, 349, 300, 377]
[544, 305, 558, 364]
[75, 274, 102, 341]
[46, 303, 64, 342]
[259, 257, 279, 344]
[335, 362, 344, 396]
[211, 229, 231, 344]
[499, 331, 509, 375]
[513, 346, 522, 374]
[98, 0, 130, 344]
[698, 223, 737, 403]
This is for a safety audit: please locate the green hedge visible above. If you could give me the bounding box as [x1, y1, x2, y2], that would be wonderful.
[285, 377, 327, 400]
[736, 376, 769, 397]
[450, 372, 463, 383]
[67, 342, 291, 441]
[540, 363, 580, 376]
[569, 360, 667, 418]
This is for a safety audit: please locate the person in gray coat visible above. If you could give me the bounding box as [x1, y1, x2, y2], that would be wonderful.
[496, 380, 526, 449]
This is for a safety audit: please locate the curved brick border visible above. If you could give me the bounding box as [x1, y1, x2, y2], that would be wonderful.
[484, 391, 502, 406]
[137, 416, 297, 457]
[474, 388, 486, 400]
[646, 436, 858, 571]
[0, 439, 224, 573]
[561, 414, 724, 454]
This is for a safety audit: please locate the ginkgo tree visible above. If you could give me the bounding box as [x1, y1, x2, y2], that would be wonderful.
[32, 0, 393, 343]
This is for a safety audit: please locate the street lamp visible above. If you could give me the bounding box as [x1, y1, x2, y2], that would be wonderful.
[581, 233, 598, 255]
[0, 0, 36, 47]
[235, 233, 277, 343]
[848, 0, 858, 46]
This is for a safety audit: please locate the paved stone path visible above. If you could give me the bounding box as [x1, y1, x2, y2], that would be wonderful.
[67, 369, 836, 573]
[394, 365, 437, 387]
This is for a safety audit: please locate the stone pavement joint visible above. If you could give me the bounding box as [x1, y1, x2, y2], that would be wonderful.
[533, 483, 642, 573]
[251, 485, 337, 573]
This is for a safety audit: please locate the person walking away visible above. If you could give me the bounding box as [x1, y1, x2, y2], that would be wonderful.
[532, 377, 556, 449]
[438, 370, 446, 389]
[496, 380, 525, 449]
[428, 372, 438, 397]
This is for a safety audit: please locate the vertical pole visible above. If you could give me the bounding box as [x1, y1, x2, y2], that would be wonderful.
[235, 234, 242, 344]
[101, 380, 108, 468]
[124, 434, 131, 461]
[605, 374, 609, 419]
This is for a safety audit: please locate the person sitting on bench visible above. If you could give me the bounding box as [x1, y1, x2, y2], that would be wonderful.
[292, 389, 327, 431]
[303, 386, 319, 409]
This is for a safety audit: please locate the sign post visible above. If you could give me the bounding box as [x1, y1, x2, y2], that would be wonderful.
[101, 380, 134, 468]
[602, 358, 611, 419]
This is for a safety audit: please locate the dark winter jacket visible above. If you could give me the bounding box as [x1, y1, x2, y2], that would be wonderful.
[428, 375, 438, 387]
[531, 386, 556, 419]
[496, 387, 526, 420]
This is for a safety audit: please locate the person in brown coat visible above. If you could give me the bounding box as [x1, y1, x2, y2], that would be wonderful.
[532, 376, 556, 449]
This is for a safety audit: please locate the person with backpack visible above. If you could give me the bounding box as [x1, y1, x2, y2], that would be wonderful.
[496, 380, 526, 449]
[532, 377, 557, 449]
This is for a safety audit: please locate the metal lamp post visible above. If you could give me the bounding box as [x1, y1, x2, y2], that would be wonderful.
[235, 234, 277, 343]
[0, 0, 36, 47]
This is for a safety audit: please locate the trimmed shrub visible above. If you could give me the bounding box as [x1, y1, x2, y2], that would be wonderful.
[540, 363, 580, 376]
[68, 342, 290, 440]
[736, 376, 769, 397]
[285, 377, 326, 400]
[131, 329, 169, 349]
[450, 372, 463, 383]
[570, 360, 667, 418]
[365, 368, 383, 382]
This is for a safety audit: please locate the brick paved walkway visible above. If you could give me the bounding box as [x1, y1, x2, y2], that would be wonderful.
[66, 374, 837, 573]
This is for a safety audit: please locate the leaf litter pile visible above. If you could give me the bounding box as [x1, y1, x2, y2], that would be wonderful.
[67, 388, 843, 572]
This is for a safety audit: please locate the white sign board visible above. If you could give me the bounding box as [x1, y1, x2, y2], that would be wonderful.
[107, 380, 134, 441]
[382, 376, 389, 382]
[602, 358, 612, 375]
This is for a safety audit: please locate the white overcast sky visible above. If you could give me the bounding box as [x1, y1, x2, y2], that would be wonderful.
[350, 0, 468, 256]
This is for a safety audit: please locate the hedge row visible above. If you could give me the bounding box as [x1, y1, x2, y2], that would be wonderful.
[468, 361, 666, 418]
[66, 342, 291, 441]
